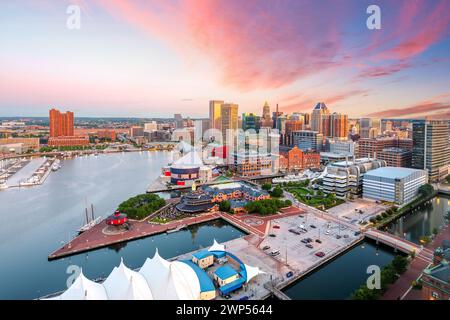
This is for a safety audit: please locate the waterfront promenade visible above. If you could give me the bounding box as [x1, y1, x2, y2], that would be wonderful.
[381, 222, 450, 300]
[48, 206, 306, 260]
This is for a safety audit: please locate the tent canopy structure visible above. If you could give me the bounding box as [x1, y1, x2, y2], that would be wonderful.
[208, 239, 225, 252]
[44, 240, 265, 300]
[59, 269, 107, 300]
[172, 151, 204, 169]
[102, 258, 153, 300]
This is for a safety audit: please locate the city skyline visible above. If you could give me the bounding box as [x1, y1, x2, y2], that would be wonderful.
[1, 1, 450, 119]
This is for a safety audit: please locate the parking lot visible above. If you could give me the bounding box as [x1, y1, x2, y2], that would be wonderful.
[326, 198, 388, 227]
[258, 214, 359, 270]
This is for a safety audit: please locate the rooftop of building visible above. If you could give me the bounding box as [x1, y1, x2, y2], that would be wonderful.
[381, 147, 411, 154]
[364, 167, 425, 179]
[215, 265, 239, 280]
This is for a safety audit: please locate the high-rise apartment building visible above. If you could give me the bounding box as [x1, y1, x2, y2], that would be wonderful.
[49, 108, 74, 137]
[412, 120, 449, 182]
[322, 112, 348, 138]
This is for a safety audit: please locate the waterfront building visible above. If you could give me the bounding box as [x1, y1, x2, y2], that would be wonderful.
[421, 241, 450, 300]
[377, 147, 412, 167]
[291, 130, 323, 152]
[279, 146, 320, 172]
[362, 167, 427, 205]
[0, 137, 40, 152]
[412, 119, 449, 182]
[49, 108, 74, 137]
[322, 158, 386, 198]
[311, 102, 329, 134]
[48, 136, 89, 147]
[192, 251, 215, 269]
[169, 151, 204, 185]
[357, 137, 412, 159]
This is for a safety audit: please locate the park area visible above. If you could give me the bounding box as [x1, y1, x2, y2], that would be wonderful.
[283, 183, 344, 210]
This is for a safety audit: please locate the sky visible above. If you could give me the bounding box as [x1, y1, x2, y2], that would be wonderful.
[0, 0, 450, 119]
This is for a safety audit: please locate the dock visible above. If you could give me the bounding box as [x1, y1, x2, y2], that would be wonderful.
[48, 212, 221, 260]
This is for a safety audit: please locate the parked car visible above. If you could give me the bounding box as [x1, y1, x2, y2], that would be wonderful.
[306, 244, 313, 249]
[324, 230, 330, 235]
[336, 235, 342, 239]
[262, 245, 271, 250]
[315, 239, 322, 243]
[273, 225, 280, 229]
[269, 250, 280, 256]
[310, 225, 317, 229]
[343, 234, 349, 239]
[286, 271, 294, 278]
[269, 234, 277, 237]
[315, 251, 325, 257]
[239, 296, 249, 300]
[289, 229, 300, 235]
[354, 231, 361, 236]
[301, 239, 308, 244]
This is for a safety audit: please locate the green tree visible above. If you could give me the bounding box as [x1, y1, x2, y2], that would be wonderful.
[418, 184, 434, 198]
[391, 255, 408, 274]
[270, 185, 283, 198]
[262, 183, 272, 191]
[219, 200, 231, 212]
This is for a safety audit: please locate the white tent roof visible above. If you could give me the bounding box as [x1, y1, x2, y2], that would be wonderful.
[139, 250, 200, 300]
[165, 261, 201, 300]
[172, 151, 203, 168]
[103, 259, 153, 300]
[244, 264, 265, 284]
[208, 239, 225, 252]
[59, 270, 108, 300]
[139, 250, 172, 299]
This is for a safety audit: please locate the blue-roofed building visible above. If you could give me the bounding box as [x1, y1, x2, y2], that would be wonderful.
[363, 167, 428, 204]
[181, 260, 216, 300]
[192, 250, 214, 269]
[214, 265, 240, 287]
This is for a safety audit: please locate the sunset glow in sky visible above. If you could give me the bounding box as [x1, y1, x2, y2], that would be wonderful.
[1, 0, 450, 118]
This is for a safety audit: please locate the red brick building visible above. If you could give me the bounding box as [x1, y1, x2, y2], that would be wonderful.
[48, 136, 89, 147]
[49, 109, 74, 137]
[280, 146, 320, 171]
[48, 108, 89, 147]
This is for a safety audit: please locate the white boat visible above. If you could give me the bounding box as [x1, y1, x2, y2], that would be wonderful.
[51, 159, 61, 171]
[0, 180, 8, 190]
[166, 224, 187, 234]
[78, 216, 103, 233]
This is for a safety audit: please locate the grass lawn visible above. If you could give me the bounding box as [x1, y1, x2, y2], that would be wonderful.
[285, 187, 345, 210]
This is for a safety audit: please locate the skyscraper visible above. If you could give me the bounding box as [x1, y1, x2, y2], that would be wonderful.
[311, 102, 329, 134]
[49, 108, 74, 137]
[412, 119, 449, 182]
[321, 112, 348, 138]
[209, 100, 224, 132]
[261, 101, 272, 127]
[221, 103, 239, 138]
[242, 113, 261, 132]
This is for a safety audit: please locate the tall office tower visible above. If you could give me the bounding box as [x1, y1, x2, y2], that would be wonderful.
[412, 119, 449, 182]
[285, 120, 304, 146]
[209, 100, 224, 133]
[304, 113, 310, 126]
[49, 108, 74, 137]
[291, 130, 324, 152]
[221, 103, 239, 137]
[311, 102, 329, 134]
